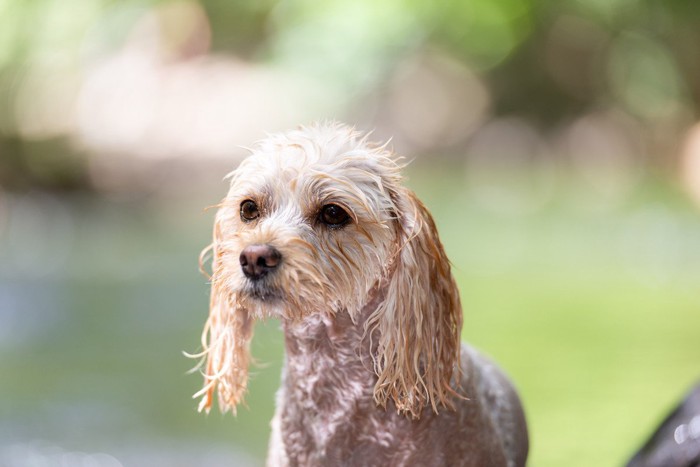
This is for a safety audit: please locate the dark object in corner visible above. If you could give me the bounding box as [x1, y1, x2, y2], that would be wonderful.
[627, 381, 700, 467]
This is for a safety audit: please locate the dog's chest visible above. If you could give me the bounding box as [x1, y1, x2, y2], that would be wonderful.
[279, 318, 406, 463]
[279, 374, 407, 466]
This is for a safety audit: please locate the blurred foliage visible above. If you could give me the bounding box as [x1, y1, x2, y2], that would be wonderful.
[0, 137, 88, 191]
[1, 0, 700, 190]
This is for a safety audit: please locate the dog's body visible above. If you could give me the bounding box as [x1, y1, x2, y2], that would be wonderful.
[268, 310, 528, 467]
[193, 123, 528, 466]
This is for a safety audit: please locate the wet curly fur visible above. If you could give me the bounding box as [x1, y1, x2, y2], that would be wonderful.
[191, 123, 529, 466]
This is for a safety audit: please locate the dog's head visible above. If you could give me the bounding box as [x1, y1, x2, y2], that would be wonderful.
[193, 123, 462, 418]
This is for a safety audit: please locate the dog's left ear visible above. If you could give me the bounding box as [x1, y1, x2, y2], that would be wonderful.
[191, 214, 253, 415]
[367, 188, 463, 419]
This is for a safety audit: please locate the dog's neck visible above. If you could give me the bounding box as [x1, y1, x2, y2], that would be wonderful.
[277, 294, 385, 461]
[281, 293, 380, 380]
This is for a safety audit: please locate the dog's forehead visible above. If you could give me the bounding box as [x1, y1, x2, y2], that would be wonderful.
[253, 139, 379, 177]
[229, 140, 393, 199]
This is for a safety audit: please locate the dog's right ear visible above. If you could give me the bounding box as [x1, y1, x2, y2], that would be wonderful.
[191, 210, 253, 415]
[366, 187, 463, 419]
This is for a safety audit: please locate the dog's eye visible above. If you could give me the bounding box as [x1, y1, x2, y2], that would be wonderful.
[320, 204, 350, 228]
[240, 200, 260, 221]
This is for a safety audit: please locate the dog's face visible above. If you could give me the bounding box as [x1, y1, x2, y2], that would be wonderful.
[195, 124, 462, 419]
[212, 127, 401, 321]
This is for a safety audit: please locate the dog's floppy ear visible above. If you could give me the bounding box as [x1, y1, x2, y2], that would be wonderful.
[367, 188, 463, 419]
[192, 213, 253, 415]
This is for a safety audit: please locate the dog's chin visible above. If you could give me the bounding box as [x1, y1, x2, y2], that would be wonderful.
[236, 283, 286, 318]
[237, 283, 328, 321]
[244, 285, 282, 302]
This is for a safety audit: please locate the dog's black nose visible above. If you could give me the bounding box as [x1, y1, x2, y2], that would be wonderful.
[239, 244, 281, 280]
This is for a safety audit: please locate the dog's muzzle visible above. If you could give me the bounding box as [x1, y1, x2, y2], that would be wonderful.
[239, 244, 281, 281]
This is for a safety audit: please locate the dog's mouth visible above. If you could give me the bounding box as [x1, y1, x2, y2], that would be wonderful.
[240, 281, 283, 302]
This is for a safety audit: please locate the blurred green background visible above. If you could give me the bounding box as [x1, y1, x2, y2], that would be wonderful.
[1, 0, 700, 466]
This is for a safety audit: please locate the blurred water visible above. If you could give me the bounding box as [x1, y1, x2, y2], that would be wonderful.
[0, 439, 255, 467]
[0, 191, 281, 466]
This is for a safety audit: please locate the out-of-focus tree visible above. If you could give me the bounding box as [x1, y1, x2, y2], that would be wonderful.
[0, 0, 699, 194]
